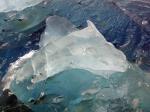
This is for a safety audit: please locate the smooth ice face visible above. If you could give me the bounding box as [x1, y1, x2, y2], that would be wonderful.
[0, 0, 44, 12]
[3, 16, 128, 89]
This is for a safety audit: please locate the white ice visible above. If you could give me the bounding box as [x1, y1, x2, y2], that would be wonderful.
[3, 16, 128, 89]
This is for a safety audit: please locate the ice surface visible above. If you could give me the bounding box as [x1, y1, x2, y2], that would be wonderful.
[3, 16, 128, 88]
[2, 16, 150, 112]
[0, 0, 44, 12]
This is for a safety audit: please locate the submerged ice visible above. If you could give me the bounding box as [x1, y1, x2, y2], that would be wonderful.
[2, 16, 150, 112]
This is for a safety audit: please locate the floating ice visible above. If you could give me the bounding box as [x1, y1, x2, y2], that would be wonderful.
[0, 0, 44, 12]
[3, 16, 150, 112]
[3, 16, 128, 88]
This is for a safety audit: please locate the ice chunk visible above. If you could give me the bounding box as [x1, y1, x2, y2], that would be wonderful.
[0, 0, 44, 12]
[2, 16, 150, 112]
[3, 16, 128, 89]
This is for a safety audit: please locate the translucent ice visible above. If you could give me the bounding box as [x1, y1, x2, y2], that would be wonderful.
[3, 16, 150, 112]
[3, 16, 128, 88]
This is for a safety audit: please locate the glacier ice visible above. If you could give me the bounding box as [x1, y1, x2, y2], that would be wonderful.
[2, 16, 150, 112]
[3, 15, 128, 87]
[0, 0, 44, 12]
